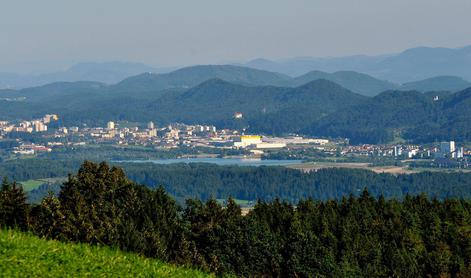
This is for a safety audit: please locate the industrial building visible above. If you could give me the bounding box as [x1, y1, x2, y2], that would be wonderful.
[234, 135, 262, 148]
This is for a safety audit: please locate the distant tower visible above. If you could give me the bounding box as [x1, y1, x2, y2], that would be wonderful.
[147, 121, 155, 129]
[107, 121, 115, 129]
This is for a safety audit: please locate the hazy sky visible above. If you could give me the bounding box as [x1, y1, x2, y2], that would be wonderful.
[1, 0, 471, 73]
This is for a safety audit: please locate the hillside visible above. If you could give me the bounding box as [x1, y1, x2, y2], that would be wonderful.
[4, 67, 471, 143]
[293, 70, 398, 96]
[148, 78, 365, 134]
[1, 161, 470, 277]
[0, 229, 210, 277]
[0, 81, 184, 124]
[0, 77, 366, 132]
[114, 64, 292, 92]
[243, 45, 471, 83]
[115, 64, 392, 96]
[374, 46, 471, 83]
[310, 87, 471, 144]
[308, 90, 434, 144]
[399, 76, 471, 92]
[248, 79, 366, 134]
[0, 62, 174, 89]
[242, 55, 387, 77]
[409, 87, 471, 142]
[1, 63, 393, 97]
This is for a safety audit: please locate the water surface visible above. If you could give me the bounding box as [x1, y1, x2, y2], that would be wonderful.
[119, 157, 303, 167]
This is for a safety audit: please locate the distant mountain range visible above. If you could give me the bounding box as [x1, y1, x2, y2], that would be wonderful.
[113, 65, 471, 97]
[0, 77, 365, 131]
[2, 64, 471, 144]
[399, 76, 471, 93]
[2, 45, 471, 91]
[242, 45, 471, 83]
[114, 65, 291, 92]
[0, 62, 176, 89]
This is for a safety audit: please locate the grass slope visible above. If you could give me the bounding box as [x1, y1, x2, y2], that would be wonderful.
[19, 180, 45, 192]
[0, 229, 211, 277]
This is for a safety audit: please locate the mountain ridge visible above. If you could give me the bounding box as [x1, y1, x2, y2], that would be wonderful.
[399, 76, 471, 92]
[0, 62, 175, 89]
[241, 45, 471, 83]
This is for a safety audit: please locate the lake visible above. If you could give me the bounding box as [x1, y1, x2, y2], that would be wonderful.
[118, 157, 303, 167]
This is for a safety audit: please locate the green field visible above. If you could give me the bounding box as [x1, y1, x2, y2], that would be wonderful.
[19, 180, 45, 191]
[20, 177, 67, 192]
[217, 199, 254, 206]
[0, 229, 211, 277]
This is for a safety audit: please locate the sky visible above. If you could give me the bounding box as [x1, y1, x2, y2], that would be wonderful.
[1, 0, 471, 73]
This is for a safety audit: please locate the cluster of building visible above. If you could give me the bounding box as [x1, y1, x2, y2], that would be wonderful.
[0, 114, 58, 136]
[1, 115, 333, 156]
[341, 141, 469, 160]
[435, 141, 465, 159]
[1, 115, 470, 166]
[12, 144, 52, 155]
[341, 144, 422, 158]
[83, 122, 330, 153]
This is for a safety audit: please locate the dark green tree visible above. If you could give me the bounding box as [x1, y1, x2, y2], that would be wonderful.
[0, 177, 29, 230]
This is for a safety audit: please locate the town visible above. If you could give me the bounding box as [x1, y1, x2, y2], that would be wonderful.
[0, 114, 469, 168]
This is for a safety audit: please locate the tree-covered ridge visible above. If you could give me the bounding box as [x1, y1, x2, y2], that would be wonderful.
[0, 77, 366, 132]
[113, 64, 292, 91]
[399, 76, 471, 92]
[311, 87, 471, 144]
[149, 78, 365, 134]
[1, 161, 470, 277]
[3, 70, 471, 143]
[2, 158, 471, 204]
[243, 45, 471, 83]
[293, 70, 398, 96]
[122, 163, 471, 203]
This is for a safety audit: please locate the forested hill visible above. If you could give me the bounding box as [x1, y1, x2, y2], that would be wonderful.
[113, 65, 292, 92]
[243, 45, 471, 83]
[1, 161, 471, 277]
[0, 62, 173, 89]
[115, 65, 405, 96]
[309, 90, 436, 144]
[309, 87, 471, 144]
[399, 76, 471, 92]
[148, 78, 366, 134]
[6, 158, 471, 204]
[3, 66, 471, 143]
[1, 65, 395, 97]
[121, 163, 471, 203]
[0, 78, 366, 134]
[293, 70, 398, 96]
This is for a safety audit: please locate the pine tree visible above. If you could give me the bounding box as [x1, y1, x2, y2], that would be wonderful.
[0, 178, 29, 230]
[30, 193, 66, 239]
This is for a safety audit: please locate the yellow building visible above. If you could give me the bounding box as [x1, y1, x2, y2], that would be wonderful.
[234, 135, 262, 148]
